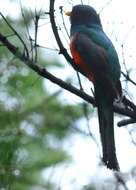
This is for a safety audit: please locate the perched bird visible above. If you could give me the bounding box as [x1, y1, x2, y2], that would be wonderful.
[65, 5, 122, 170]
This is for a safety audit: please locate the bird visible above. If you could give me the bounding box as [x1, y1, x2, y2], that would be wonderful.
[65, 5, 122, 170]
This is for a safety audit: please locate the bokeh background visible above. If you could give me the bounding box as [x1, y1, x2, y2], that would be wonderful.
[1, 0, 136, 189]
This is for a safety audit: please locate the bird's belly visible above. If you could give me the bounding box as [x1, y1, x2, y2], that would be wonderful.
[70, 36, 94, 82]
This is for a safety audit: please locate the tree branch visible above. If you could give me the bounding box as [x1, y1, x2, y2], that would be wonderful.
[0, 32, 95, 104]
[49, 0, 87, 77]
[118, 118, 136, 127]
[1, 32, 136, 121]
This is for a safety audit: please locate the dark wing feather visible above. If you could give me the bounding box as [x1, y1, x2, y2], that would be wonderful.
[74, 33, 117, 99]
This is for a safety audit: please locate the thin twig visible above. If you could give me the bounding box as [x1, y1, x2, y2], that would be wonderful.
[20, 2, 31, 39]
[0, 12, 29, 58]
[76, 71, 83, 91]
[121, 44, 128, 74]
[114, 172, 129, 190]
[99, 0, 112, 14]
[83, 103, 100, 149]
[81, 0, 83, 5]
[59, 6, 70, 38]
[36, 44, 59, 51]
[128, 129, 136, 146]
[121, 71, 136, 86]
[34, 10, 40, 62]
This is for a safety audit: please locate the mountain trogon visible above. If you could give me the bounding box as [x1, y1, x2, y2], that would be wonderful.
[65, 5, 122, 170]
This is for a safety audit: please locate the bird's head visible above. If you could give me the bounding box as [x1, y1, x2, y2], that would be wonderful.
[65, 5, 102, 27]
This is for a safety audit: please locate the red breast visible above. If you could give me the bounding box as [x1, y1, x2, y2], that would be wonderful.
[70, 33, 94, 82]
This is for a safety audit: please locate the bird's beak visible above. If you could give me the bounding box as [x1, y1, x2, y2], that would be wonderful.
[65, 11, 72, 16]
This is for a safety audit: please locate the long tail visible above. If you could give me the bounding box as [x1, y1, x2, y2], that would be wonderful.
[97, 101, 119, 170]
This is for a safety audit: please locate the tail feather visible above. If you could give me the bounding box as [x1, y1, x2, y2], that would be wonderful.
[97, 102, 119, 170]
[94, 80, 119, 171]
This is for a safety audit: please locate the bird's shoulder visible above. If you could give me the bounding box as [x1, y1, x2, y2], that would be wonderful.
[71, 24, 110, 48]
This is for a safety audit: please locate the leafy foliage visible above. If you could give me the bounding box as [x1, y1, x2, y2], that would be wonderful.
[0, 11, 84, 189]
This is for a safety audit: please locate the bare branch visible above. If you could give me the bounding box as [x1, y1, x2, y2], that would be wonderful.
[114, 172, 129, 190]
[121, 71, 136, 86]
[118, 118, 136, 127]
[49, 0, 85, 74]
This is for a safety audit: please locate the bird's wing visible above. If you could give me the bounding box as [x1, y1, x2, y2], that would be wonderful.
[74, 32, 109, 78]
[86, 27, 121, 81]
[73, 32, 117, 99]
